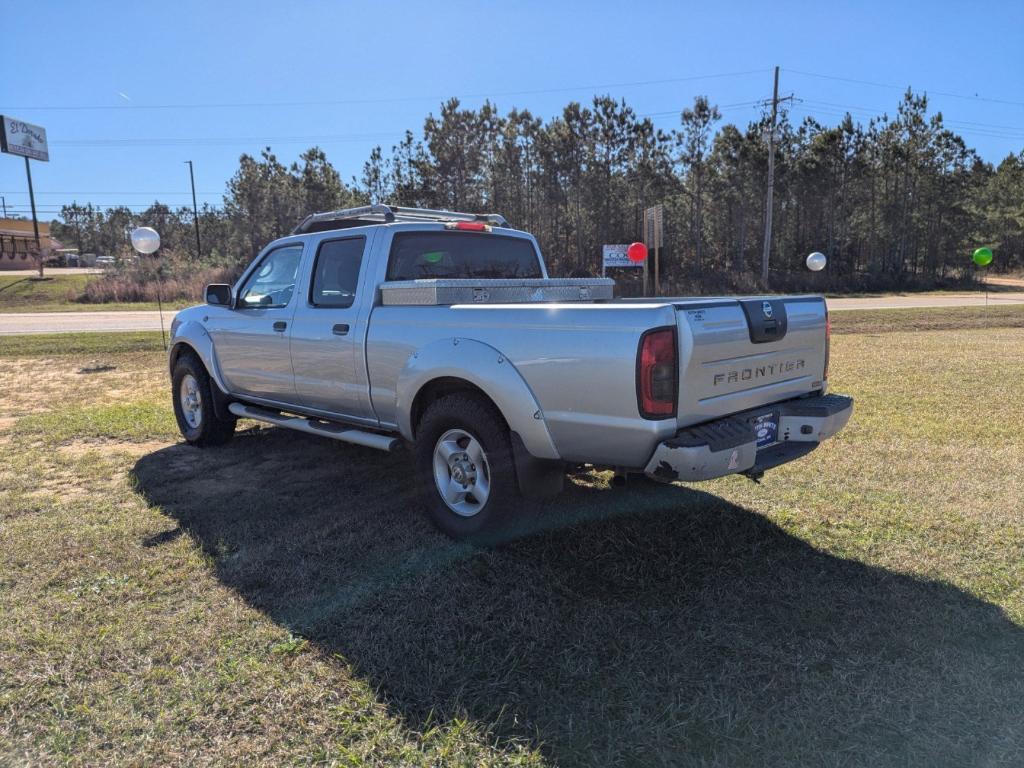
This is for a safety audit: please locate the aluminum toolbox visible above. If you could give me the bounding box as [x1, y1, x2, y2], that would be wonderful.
[379, 278, 615, 306]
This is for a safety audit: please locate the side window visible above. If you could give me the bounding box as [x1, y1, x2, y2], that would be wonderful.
[237, 244, 303, 309]
[310, 237, 365, 308]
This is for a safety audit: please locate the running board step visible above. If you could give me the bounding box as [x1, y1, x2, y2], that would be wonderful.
[228, 403, 400, 452]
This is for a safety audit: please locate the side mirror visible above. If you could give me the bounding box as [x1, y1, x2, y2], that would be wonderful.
[205, 283, 233, 307]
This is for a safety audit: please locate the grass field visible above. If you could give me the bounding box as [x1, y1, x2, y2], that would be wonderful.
[830, 303, 1024, 334]
[0, 274, 188, 313]
[1, 310, 1023, 766]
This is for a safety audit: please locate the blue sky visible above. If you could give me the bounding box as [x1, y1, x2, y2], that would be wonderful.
[1, 0, 1022, 221]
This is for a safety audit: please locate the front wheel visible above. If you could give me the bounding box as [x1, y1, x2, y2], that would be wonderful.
[171, 352, 236, 446]
[414, 393, 521, 542]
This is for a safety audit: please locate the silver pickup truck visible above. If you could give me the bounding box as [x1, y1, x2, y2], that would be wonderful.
[168, 205, 852, 540]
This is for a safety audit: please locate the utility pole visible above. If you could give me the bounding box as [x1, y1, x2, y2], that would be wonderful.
[185, 160, 202, 259]
[760, 66, 794, 288]
[25, 157, 42, 277]
[1, 195, 6, 217]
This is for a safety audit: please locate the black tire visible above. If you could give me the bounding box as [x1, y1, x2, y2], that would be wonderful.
[414, 393, 521, 542]
[171, 352, 236, 446]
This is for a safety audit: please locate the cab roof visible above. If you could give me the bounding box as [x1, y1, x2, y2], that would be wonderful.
[292, 204, 509, 234]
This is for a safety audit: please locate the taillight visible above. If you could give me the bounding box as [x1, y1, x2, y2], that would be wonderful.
[445, 221, 490, 232]
[823, 309, 831, 383]
[637, 327, 678, 419]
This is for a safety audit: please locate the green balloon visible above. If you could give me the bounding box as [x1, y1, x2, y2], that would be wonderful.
[973, 247, 993, 267]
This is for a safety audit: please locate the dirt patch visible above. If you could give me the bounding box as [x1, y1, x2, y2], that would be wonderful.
[0, 356, 166, 418]
[57, 438, 176, 459]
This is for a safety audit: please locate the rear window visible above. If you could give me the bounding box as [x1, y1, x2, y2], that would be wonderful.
[386, 231, 542, 281]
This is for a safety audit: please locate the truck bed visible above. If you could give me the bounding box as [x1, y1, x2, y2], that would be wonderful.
[366, 293, 828, 467]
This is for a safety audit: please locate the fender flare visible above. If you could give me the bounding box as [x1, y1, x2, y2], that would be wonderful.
[168, 321, 233, 420]
[396, 337, 560, 460]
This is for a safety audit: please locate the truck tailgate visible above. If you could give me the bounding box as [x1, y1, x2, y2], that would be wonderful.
[675, 296, 828, 427]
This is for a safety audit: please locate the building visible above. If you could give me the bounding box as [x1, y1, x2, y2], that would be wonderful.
[0, 218, 62, 271]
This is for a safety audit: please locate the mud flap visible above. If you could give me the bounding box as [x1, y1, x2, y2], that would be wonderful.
[511, 432, 564, 499]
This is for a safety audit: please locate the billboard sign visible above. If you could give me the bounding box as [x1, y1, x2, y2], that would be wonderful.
[603, 244, 643, 269]
[0, 116, 49, 162]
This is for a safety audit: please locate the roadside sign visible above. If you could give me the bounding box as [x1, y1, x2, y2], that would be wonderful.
[643, 204, 664, 295]
[643, 204, 663, 250]
[0, 116, 49, 162]
[1, 115, 49, 277]
[603, 244, 644, 270]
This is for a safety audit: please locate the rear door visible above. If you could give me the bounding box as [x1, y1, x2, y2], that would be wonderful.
[207, 242, 305, 401]
[674, 296, 828, 426]
[288, 232, 377, 422]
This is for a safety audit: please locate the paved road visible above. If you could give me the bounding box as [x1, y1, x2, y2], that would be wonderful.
[0, 311, 171, 335]
[1, 268, 104, 276]
[2, 292, 1024, 334]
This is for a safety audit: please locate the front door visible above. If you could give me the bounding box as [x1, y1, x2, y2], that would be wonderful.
[207, 242, 305, 402]
[288, 234, 374, 421]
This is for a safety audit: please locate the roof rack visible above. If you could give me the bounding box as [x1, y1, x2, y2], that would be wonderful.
[292, 204, 509, 234]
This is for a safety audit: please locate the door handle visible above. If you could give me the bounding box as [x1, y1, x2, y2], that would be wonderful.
[332, 323, 350, 336]
[273, 321, 287, 332]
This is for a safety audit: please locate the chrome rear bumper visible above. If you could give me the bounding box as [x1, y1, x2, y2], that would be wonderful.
[644, 393, 854, 483]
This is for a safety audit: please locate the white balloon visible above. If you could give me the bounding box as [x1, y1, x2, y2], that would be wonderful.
[806, 251, 827, 272]
[131, 227, 161, 255]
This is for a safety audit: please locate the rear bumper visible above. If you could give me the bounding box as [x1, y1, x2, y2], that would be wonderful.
[643, 393, 853, 483]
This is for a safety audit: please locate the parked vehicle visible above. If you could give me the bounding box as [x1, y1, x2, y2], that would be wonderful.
[168, 205, 853, 540]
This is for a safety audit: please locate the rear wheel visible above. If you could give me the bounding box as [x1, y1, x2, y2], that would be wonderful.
[171, 352, 236, 446]
[414, 393, 520, 542]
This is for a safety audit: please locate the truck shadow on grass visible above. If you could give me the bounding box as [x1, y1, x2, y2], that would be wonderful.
[133, 428, 1024, 767]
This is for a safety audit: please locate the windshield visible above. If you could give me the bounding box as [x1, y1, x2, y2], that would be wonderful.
[386, 231, 542, 281]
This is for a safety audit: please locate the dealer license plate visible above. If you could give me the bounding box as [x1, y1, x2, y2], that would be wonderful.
[752, 411, 779, 448]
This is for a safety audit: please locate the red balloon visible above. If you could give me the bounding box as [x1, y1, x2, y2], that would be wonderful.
[627, 242, 647, 263]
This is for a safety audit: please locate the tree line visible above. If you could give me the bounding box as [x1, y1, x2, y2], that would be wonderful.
[52, 90, 1024, 292]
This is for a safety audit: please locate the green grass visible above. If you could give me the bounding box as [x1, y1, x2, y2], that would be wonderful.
[0, 273, 92, 309]
[14, 401, 178, 442]
[0, 331, 165, 357]
[831, 303, 1024, 334]
[1, 316, 1024, 765]
[0, 274, 189, 313]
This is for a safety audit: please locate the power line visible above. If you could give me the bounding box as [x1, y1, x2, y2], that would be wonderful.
[786, 68, 1024, 108]
[4, 201, 211, 206]
[37, 102, 764, 149]
[5, 70, 769, 112]
[0, 191, 221, 196]
[50, 132, 404, 148]
[44, 102, 766, 147]
[642, 100, 764, 120]
[9, 67, 1021, 118]
[789, 104, 1024, 141]
[799, 98, 1024, 134]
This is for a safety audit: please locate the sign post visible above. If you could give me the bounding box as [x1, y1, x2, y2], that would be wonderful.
[644, 204, 664, 296]
[1, 116, 50, 278]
